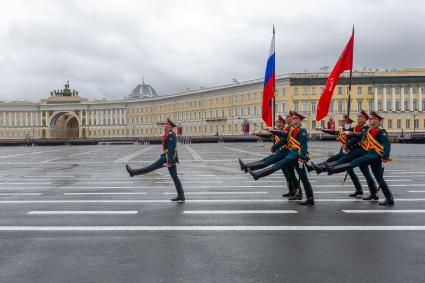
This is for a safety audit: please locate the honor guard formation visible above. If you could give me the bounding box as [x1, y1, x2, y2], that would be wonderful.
[125, 110, 394, 207]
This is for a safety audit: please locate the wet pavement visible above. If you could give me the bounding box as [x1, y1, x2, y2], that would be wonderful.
[0, 141, 424, 282]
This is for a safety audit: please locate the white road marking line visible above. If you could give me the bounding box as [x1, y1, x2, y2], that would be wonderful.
[64, 192, 148, 195]
[211, 145, 265, 157]
[244, 180, 317, 183]
[75, 182, 135, 184]
[0, 198, 423, 204]
[162, 192, 268, 195]
[184, 145, 204, 161]
[1, 226, 425, 231]
[409, 191, 425, 193]
[343, 210, 425, 214]
[0, 183, 52, 185]
[27, 211, 138, 215]
[314, 191, 352, 194]
[156, 181, 222, 184]
[0, 148, 71, 160]
[183, 210, 297, 214]
[0, 193, 42, 196]
[113, 146, 154, 163]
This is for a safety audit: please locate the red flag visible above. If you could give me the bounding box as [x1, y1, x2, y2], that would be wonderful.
[262, 27, 275, 127]
[316, 31, 354, 121]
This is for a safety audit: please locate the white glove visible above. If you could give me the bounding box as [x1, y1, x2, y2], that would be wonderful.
[343, 131, 350, 135]
[344, 124, 351, 130]
[298, 161, 304, 168]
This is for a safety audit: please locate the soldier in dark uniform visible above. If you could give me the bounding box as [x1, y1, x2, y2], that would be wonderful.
[326, 111, 394, 206]
[312, 111, 380, 200]
[239, 113, 298, 198]
[126, 118, 185, 202]
[248, 112, 314, 206]
[305, 113, 377, 198]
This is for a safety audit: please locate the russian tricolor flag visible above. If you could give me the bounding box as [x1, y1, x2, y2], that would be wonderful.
[262, 27, 275, 127]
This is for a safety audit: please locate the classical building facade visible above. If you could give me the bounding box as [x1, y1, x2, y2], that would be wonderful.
[1, 69, 425, 139]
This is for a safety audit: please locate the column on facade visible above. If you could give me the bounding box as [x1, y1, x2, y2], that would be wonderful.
[391, 87, 396, 111]
[383, 87, 387, 111]
[119, 109, 122, 125]
[35, 112, 39, 126]
[419, 86, 423, 111]
[2, 112, 5, 126]
[374, 87, 378, 111]
[401, 87, 405, 111]
[30, 112, 33, 126]
[409, 87, 414, 111]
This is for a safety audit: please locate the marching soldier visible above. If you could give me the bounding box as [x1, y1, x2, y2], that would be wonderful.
[311, 110, 380, 200]
[305, 112, 378, 198]
[326, 111, 394, 206]
[239, 113, 298, 198]
[248, 112, 314, 206]
[126, 118, 185, 202]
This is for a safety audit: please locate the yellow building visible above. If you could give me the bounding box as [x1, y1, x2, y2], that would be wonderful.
[1, 68, 424, 140]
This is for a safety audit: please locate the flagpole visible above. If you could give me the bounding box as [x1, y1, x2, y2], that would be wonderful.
[347, 25, 354, 119]
[272, 26, 276, 144]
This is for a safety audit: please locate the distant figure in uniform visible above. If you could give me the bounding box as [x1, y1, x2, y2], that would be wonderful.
[126, 118, 185, 202]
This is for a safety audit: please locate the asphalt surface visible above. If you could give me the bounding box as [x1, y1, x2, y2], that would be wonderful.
[0, 141, 424, 282]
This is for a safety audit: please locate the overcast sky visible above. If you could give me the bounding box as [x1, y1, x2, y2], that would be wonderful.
[0, 0, 424, 101]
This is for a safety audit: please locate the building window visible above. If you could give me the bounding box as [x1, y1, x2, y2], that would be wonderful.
[396, 100, 400, 111]
[357, 87, 362, 95]
[338, 87, 342, 95]
[312, 120, 316, 129]
[378, 100, 382, 111]
[247, 106, 250, 116]
[368, 87, 373, 95]
[281, 102, 286, 113]
[321, 120, 325, 128]
[329, 101, 334, 113]
[357, 100, 363, 112]
[414, 119, 419, 129]
[413, 99, 418, 111]
[294, 87, 299, 95]
[282, 88, 286, 96]
[253, 106, 257, 115]
[406, 119, 410, 128]
[386, 101, 391, 111]
[397, 119, 401, 129]
[311, 101, 316, 112]
[368, 100, 374, 111]
[388, 119, 392, 129]
[312, 87, 316, 95]
[294, 101, 299, 112]
[303, 87, 308, 95]
[302, 102, 308, 112]
[338, 101, 343, 113]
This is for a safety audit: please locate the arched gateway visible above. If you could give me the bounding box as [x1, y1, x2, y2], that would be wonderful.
[49, 111, 80, 139]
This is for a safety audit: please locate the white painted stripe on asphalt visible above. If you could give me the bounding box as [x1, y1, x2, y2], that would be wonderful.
[156, 181, 222, 184]
[0, 198, 423, 204]
[212, 145, 265, 157]
[343, 210, 425, 214]
[76, 182, 135, 184]
[64, 192, 148, 195]
[183, 210, 297, 214]
[408, 191, 425, 193]
[244, 180, 317, 183]
[184, 145, 204, 161]
[0, 193, 42, 196]
[113, 146, 154, 163]
[0, 226, 425, 231]
[0, 183, 52, 185]
[28, 211, 138, 215]
[162, 192, 268, 195]
[0, 148, 71, 159]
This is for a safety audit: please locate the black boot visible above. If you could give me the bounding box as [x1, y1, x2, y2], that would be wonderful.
[171, 184, 185, 202]
[349, 191, 363, 197]
[299, 197, 314, 206]
[171, 194, 185, 202]
[327, 163, 351, 175]
[378, 182, 394, 206]
[348, 169, 363, 197]
[238, 158, 247, 173]
[125, 164, 134, 177]
[282, 181, 296, 198]
[288, 180, 303, 200]
[311, 162, 330, 175]
[362, 194, 379, 201]
[304, 163, 315, 172]
[248, 167, 274, 181]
